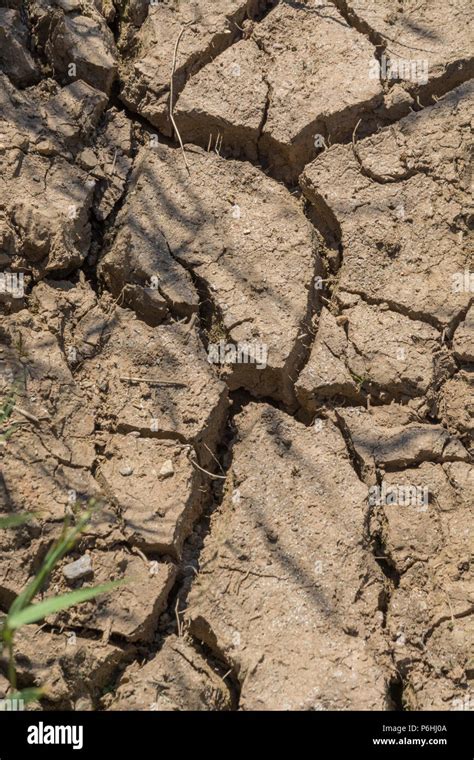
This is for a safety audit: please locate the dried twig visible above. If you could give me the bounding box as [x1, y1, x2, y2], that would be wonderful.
[170, 24, 192, 175]
[175, 599, 184, 637]
[112, 286, 126, 307]
[214, 132, 223, 155]
[184, 312, 197, 335]
[229, 18, 244, 33]
[12, 406, 40, 424]
[236, 569, 250, 595]
[186, 449, 226, 479]
[351, 117, 362, 163]
[119, 376, 187, 387]
[218, 564, 289, 582]
[203, 442, 225, 475]
[128, 546, 149, 568]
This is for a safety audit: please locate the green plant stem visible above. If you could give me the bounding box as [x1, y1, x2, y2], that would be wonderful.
[8, 512, 90, 618]
[6, 633, 16, 691]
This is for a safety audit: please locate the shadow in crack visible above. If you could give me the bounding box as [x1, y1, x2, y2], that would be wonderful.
[187, 404, 381, 646]
[281, 0, 355, 30]
[110, 143, 319, 325]
[100, 139, 322, 412]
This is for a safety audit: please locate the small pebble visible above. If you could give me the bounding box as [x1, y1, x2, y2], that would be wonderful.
[63, 555, 92, 582]
[159, 459, 174, 479]
[120, 465, 134, 476]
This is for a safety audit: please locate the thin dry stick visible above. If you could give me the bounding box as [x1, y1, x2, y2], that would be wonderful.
[229, 18, 244, 33]
[187, 450, 226, 479]
[170, 25, 191, 175]
[128, 546, 149, 568]
[203, 442, 225, 474]
[184, 313, 197, 335]
[352, 117, 362, 160]
[236, 569, 251, 596]
[112, 286, 126, 307]
[12, 406, 40, 424]
[175, 599, 184, 637]
[119, 376, 187, 387]
[218, 564, 289, 582]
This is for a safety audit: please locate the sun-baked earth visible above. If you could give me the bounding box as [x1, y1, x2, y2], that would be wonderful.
[0, 0, 472, 712]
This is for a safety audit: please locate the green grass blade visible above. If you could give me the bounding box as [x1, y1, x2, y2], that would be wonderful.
[7, 580, 126, 629]
[0, 396, 16, 425]
[8, 512, 92, 617]
[0, 514, 33, 530]
[3, 688, 44, 707]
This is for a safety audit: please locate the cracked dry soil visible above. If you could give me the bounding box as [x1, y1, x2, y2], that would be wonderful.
[0, 0, 472, 712]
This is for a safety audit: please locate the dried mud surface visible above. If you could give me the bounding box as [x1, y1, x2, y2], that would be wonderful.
[0, 0, 472, 712]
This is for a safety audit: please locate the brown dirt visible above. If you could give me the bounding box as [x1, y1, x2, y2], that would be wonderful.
[0, 0, 472, 712]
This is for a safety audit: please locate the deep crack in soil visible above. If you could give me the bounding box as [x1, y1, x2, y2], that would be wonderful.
[0, 0, 472, 713]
